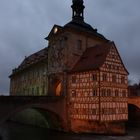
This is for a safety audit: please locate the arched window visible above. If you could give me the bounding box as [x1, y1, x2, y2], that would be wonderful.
[55, 82, 62, 96]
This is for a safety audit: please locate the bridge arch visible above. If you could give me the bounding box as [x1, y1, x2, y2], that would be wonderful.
[0, 96, 68, 131]
[3, 104, 64, 130]
[128, 97, 140, 109]
[128, 103, 140, 127]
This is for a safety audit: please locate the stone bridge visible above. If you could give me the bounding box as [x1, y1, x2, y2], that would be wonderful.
[128, 96, 140, 108]
[0, 95, 140, 130]
[0, 96, 69, 130]
[128, 96, 140, 126]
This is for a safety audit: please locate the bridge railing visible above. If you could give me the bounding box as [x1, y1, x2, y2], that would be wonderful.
[0, 95, 65, 103]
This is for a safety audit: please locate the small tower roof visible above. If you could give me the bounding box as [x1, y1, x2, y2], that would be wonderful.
[46, 0, 108, 41]
[64, 0, 108, 41]
[71, 0, 85, 21]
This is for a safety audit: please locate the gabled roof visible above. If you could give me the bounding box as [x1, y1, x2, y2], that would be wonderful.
[111, 42, 129, 74]
[71, 42, 111, 73]
[45, 25, 63, 40]
[10, 47, 48, 76]
[45, 21, 108, 42]
[71, 41, 129, 74]
[19, 47, 48, 68]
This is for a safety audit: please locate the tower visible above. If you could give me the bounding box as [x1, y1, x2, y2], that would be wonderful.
[71, 0, 85, 21]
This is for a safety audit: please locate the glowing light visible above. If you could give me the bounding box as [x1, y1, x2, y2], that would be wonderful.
[54, 27, 58, 34]
[56, 82, 62, 96]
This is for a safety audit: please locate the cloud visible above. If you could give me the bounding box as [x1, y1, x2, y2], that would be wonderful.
[0, 0, 140, 94]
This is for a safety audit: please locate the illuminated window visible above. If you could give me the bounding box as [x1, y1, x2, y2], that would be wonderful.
[56, 82, 62, 96]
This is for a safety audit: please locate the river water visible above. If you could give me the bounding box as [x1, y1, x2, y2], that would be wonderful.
[0, 122, 139, 140]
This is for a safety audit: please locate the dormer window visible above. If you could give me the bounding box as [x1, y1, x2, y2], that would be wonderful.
[54, 27, 58, 34]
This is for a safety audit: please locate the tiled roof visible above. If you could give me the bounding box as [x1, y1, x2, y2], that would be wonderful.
[11, 47, 48, 75]
[70, 42, 111, 73]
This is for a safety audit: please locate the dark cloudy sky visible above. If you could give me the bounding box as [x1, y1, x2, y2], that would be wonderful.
[0, 0, 140, 95]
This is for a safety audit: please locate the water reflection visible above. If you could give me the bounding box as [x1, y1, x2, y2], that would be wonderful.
[0, 122, 50, 140]
[0, 121, 139, 140]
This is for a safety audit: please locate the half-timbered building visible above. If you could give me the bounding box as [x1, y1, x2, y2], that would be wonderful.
[9, 0, 128, 134]
[68, 42, 128, 133]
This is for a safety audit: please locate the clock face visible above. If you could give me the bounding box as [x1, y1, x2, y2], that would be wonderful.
[54, 27, 58, 34]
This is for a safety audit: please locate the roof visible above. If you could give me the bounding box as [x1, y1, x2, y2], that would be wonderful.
[45, 25, 63, 40]
[64, 19, 108, 41]
[45, 21, 108, 42]
[70, 42, 111, 73]
[11, 47, 48, 76]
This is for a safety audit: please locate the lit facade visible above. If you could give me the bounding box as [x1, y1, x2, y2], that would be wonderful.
[68, 42, 128, 132]
[10, 0, 128, 134]
[10, 48, 48, 96]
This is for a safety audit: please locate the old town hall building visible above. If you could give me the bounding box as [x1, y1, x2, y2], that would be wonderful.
[10, 0, 128, 134]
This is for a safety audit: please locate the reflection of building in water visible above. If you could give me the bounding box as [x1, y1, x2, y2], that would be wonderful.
[9, 0, 128, 134]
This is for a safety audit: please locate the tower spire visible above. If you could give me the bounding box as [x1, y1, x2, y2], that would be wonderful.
[71, 0, 85, 21]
